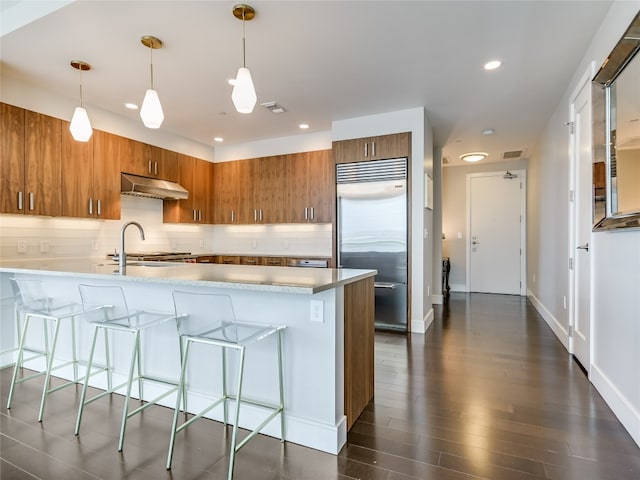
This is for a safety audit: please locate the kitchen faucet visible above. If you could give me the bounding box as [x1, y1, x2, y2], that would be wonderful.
[119, 221, 145, 272]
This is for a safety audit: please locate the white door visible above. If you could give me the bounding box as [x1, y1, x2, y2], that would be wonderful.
[466, 171, 526, 295]
[569, 65, 594, 371]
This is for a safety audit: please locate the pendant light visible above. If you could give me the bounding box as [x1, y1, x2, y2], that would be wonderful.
[231, 4, 257, 113]
[69, 60, 93, 142]
[140, 35, 164, 128]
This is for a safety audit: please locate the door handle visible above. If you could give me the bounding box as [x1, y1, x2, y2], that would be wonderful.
[374, 282, 397, 289]
[577, 243, 589, 251]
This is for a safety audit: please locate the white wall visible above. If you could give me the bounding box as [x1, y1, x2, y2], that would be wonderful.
[332, 107, 434, 333]
[442, 158, 528, 291]
[530, 0, 640, 447]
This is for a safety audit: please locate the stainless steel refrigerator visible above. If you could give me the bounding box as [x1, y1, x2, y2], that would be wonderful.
[336, 158, 408, 332]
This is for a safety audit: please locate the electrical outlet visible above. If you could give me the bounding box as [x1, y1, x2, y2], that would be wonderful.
[532, 274, 536, 284]
[17, 240, 27, 253]
[39, 240, 50, 253]
[199, 239, 204, 248]
[251, 239, 257, 249]
[283, 239, 289, 249]
[91, 239, 99, 251]
[457, 232, 463, 239]
[170, 239, 177, 250]
[563, 296, 567, 309]
[310, 300, 324, 323]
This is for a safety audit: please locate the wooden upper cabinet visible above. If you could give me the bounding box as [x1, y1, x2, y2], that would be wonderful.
[23, 111, 62, 216]
[164, 154, 213, 224]
[287, 150, 335, 223]
[255, 155, 287, 224]
[334, 132, 411, 164]
[61, 128, 121, 219]
[0, 103, 25, 214]
[120, 138, 177, 180]
[91, 130, 121, 219]
[213, 160, 240, 224]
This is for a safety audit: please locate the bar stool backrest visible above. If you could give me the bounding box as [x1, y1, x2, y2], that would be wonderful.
[172, 291, 239, 343]
[10, 278, 50, 312]
[78, 284, 132, 326]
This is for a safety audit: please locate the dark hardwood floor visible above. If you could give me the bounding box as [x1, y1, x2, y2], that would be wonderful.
[2, 292, 639, 479]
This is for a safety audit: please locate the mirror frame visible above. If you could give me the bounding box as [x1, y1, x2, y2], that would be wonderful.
[592, 11, 640, 231]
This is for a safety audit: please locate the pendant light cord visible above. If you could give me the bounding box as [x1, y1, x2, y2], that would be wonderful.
[242, 9, 247, 68]
[149, 45, 155, 89]
[79, 68, 84, 107]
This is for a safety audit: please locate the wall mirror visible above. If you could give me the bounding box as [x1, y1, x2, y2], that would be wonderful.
[592, 11, 640, 231]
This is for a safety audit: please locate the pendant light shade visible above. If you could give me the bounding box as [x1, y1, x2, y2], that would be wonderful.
[140, 35, 164, 128]
[69, 60, 93, 142]
[70, 106, 93, 142]
[231, 4, 257, 114]
[140, 88, 164, 128]
[232, 66, 257, 114]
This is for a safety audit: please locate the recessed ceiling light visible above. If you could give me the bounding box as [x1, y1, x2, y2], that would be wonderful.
[482, 128, 495, 135]
[214, 137, 224, 142]
[299, 123, 309, 129]
[125, 103, 139, 110]
[461, 152, 487, 162]
[484, 60, 502, 70]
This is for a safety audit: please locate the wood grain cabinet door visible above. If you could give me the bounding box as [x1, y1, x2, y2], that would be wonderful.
[92, 130, 121, 219]
[213, 160, 240, 224]
[287, 149, 334, 223]
[0, 103, 25, 214]
[255, 155, 287, 223]
[61, 122, 94, 218]
[334, 132, 410, 163]
[24, 111, 62, 216]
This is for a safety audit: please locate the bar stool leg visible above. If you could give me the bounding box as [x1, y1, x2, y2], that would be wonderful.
[277, 329, 285, 442]
[75, 324, 100, 435]
[179, 338, 188, 414]
[228, 346, 246, 480]
[7, 314, 33, 409]
[136, 332, 144, 401]
[167, 338, 191, 470]
[38, 317, 62, 422]
[71, 316, 79, 383]
[118, 330, 140, 452]
[104, 328, 112, 392]
[222, 347, 228, 425]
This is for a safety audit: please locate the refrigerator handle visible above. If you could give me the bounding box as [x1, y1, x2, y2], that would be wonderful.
[374, 282, 398, 289]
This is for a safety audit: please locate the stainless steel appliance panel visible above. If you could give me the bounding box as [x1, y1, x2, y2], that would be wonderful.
[337, 158, 408, 331]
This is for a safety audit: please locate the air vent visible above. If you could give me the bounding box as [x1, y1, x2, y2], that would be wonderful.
[260, 101, 286, 114]
[442, 157, 450, 165]
[503, 150, 524, 160]
[336, 158, 407, 184]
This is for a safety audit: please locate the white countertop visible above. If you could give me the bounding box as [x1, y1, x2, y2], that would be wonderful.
[0, 257, 376, 294]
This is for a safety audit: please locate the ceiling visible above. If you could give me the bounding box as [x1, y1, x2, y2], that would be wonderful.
[0, 0, 613, 166]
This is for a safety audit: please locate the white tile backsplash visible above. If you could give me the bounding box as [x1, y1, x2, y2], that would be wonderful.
[0, 195, 332, 260]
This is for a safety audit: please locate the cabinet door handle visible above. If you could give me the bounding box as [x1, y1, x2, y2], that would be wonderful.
[259, 209, 263, 221]
[193, 209, 197, 222]
[364, 142, 368, 158]
[304, 207, 308, 220]
[310, 207, 315, 220]
[154, 162, 158, 176]
[198, 210, 202, 222]
[371, 141, 376, 157]
[97, 199, 101, 216]
[29, 192, 34, 211]
[148, 160, 152, 175]
[231, 210, 235, 222]
[89, 198, 93, 215]
[254, 209, 257, 222]
[18, 192, 23, 210]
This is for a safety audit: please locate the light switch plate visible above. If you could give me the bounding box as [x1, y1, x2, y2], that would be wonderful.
[310, 300, 324, 323]
[17, 240, 27, 253]
[40, 240, 49, 253]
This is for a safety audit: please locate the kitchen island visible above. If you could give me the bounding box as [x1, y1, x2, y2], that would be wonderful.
[0, 258, 376, 454]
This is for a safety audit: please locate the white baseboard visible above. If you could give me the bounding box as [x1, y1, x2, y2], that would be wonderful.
[411, 308, 434, 334]
[591, 363, 640, 448]
[432, 294, 444, 305]
[527, 289, 570, 352]
[450, 283, 466, 292]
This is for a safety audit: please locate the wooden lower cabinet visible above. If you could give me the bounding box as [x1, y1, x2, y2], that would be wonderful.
[218, 255, 240, 265]
[343, 276, 375, 430]
[263, 257, 287, 266]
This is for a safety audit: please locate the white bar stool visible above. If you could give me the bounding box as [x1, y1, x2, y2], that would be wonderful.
[166, 291, 286, 480]
[74, 284, 177, 451]
[6, 278, 90, 422]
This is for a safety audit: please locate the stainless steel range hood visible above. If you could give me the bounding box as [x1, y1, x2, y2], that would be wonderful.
[121, 173, 189, 200]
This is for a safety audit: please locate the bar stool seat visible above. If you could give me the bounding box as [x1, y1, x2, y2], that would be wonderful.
[75, 284, 177, 452]
[6, 278, 93, 422]
[166, 291, 286, 480]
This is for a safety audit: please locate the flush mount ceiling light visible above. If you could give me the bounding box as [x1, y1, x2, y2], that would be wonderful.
[69, 60, 93, 142]
[460, 152, 487, 163]
[231, 4, 257, 114]
[140, 35, 164, 128]
[482, 128, 495, 135]
[484, 60, 502, 70]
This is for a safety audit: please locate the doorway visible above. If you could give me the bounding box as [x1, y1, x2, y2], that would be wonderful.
[466, 170, 526, 295]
